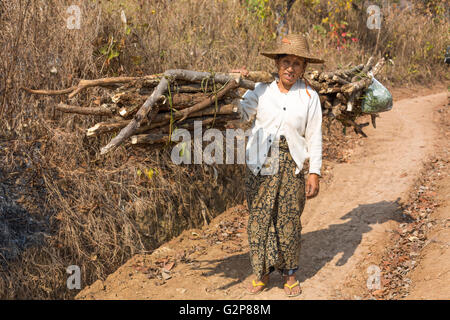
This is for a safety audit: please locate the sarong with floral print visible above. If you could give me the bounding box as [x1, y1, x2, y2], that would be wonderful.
[245, 136, 306, 280]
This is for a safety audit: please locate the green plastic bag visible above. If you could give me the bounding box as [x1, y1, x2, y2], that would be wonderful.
[361, 77, 393, 114]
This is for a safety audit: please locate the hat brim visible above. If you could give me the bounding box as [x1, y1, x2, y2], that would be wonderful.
[260, 51, 325, 64]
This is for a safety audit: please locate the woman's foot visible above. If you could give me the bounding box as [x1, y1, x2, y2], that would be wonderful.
[247, 274, 270, 295]
[283, 275, 302, 297]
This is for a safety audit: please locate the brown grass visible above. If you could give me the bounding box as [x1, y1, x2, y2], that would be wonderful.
[0, 0, 448, 299]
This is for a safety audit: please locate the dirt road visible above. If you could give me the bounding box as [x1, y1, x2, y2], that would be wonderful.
[76, 88, 448, 300]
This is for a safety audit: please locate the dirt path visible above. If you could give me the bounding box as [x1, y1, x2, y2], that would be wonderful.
[76, 89, 448, 300]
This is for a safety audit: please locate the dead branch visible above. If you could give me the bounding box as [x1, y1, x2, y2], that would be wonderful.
[177, 80, 239, 122]
[56, 103, 114, 116]
[100, 69, 254, 155]
[86, 120, 130, 137]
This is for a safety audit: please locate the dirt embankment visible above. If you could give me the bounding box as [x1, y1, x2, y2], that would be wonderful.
[73, 84, 448, 300]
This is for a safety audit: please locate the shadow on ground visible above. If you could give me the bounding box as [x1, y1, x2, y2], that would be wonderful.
[191, 198, 413, 290]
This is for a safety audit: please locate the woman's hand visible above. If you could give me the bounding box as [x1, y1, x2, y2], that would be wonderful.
[306, 173, 320, 199]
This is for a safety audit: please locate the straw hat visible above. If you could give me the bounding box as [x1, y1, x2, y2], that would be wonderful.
[261, 33, 325, 64]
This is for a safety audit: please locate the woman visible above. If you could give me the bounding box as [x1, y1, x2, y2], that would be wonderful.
[234, 33, 324, 297]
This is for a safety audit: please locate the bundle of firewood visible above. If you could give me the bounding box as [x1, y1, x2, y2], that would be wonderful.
[22, 56, 385, 154]
[304, 56, 385, 137]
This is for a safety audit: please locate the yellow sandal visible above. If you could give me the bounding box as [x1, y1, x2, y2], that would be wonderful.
[248, 279, 267, 295]
[284, 280, 301, 297]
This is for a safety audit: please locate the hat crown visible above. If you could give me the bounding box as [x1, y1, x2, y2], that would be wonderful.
[281, 34, 309, 52]
[261, 33, 324, 64]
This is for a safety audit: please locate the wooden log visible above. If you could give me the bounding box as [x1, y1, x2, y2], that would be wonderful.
[22, 77, 149, 97]
[340, 64, 364, 78]
[112, 91, 146, 117]
[336, 92, 347, 104]
[342, 119, 369, 137]
[88, 104, 237, 136]
[139, 83, 217, 95]
[22, 72, 246, 98]
[117, 94, 166, 118]
[69, 75, 166, 98]
[163, 83, 206, 94]
[351, 57, 374, 82]
[304, 78, 322, 91]
[68, 77, 140, 98]
[137, 103, 237, 132]
[131, 133, 168, 145]
[178, 80, 239, 122]
[22, 86, 77, 96]
[175, 103, 236, 121]
[370, 113, 379, 128]
[320, 86, 341, 94]
[330, 103, 345, 118]
[363, 56, 375, 72]
[131, 115, 238, 144]
[100, 80, 166, 154]
[341, 78, 371, 96]
[141, 98, 236, 128]
[346, 91, 358, 112]
[100, 69, 257, 154]
[342, 57, 386, 97]
[166, 92, 210, 109]
[166, 114, 237, 132]
[307, 70, 320, 81]
[319, 64, 364, 82]
[164, 69, 255, 90]
[367, 57, 386, 77]
[87, 120, 129, 136]
[332, 75, 350, 85]
[230, 71, 275, 83]
[114, 91, 211, 117]
[55, 103, 114, 116]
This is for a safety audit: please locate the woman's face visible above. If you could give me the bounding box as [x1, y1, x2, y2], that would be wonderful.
[276, 55, 306, 88]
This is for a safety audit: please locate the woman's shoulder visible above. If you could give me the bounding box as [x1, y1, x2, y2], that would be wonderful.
[252, 81, 271, 96]
[242, 81, 271, 101]
[254, 81, 270, 89]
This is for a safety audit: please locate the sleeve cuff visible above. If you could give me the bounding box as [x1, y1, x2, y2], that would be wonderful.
[309, 170, 321, 177]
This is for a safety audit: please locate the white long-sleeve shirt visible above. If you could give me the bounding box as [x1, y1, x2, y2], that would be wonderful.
[238, 78, 323, 176]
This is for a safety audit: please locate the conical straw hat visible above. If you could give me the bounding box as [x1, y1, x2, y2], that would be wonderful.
[261, 33, 325, 64]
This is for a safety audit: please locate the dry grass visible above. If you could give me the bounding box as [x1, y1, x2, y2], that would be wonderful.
[0, 0, 448, 299]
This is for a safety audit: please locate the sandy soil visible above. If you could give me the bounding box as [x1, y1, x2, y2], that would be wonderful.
[76, 85, 449, 300]
[406, 175, 450, 300]
[404, 92, 449, 300]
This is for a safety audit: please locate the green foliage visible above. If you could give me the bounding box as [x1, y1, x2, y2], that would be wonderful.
[245, 0, 271, 22]
[98, 36, 122, 71]
[313, 24, 327, 37]
[137, 168, 159, 180]
[320, 0, 360, 49]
